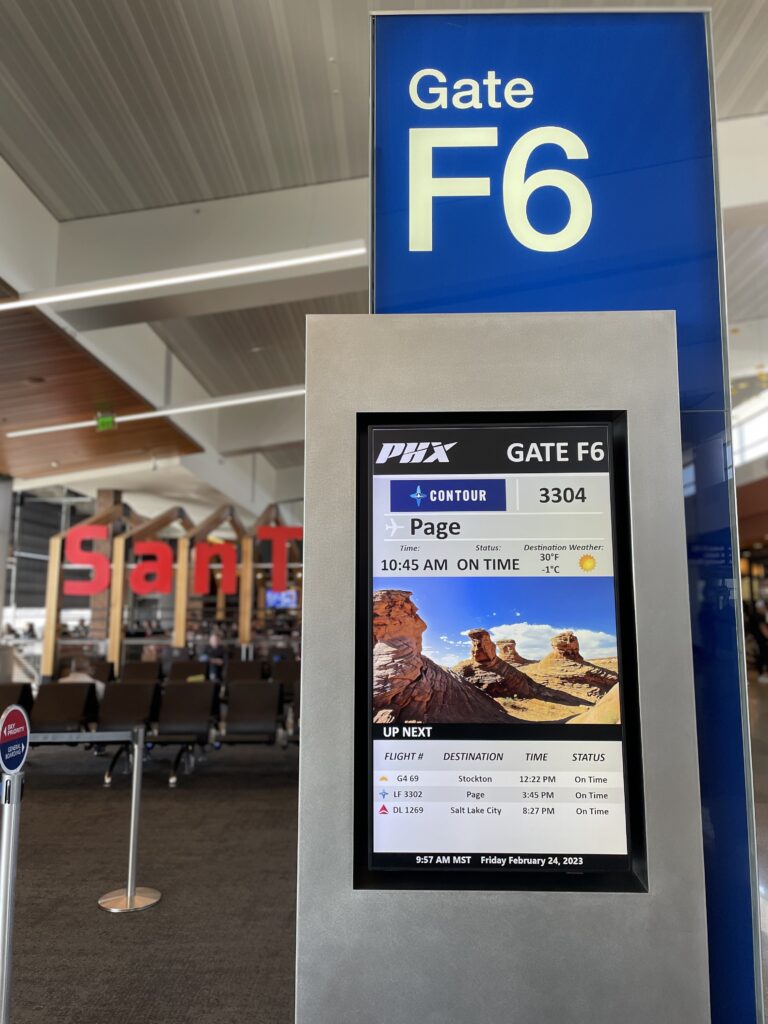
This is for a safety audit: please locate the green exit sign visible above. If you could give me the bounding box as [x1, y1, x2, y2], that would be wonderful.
[96, 412, 116, 432]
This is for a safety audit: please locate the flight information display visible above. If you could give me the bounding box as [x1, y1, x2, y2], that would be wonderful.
[359, 418, 644, 885]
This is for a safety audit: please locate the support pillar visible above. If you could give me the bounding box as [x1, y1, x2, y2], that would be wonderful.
[90, 489, 120, 641]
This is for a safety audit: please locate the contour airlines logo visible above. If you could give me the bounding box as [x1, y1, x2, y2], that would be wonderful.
[390, 479, 506, 512]
[376, 441, 456, 464]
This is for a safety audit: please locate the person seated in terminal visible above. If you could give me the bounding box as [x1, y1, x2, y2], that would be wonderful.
[22, 622, 37, 640]
[200, 631, 227, 683]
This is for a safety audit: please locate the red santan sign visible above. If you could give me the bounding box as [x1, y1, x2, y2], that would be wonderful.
[62, 525, 303, 596]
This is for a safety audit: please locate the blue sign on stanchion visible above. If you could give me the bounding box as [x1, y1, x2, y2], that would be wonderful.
[0, 707, 28, 776]
[372, 11, 760, 1023]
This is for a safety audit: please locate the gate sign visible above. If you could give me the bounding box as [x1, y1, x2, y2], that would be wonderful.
[0, 706, 29, 775]
[372, 11, 758, 1024]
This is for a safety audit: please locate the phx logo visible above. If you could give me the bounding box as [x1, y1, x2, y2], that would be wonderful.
[376, 441, 456, 464]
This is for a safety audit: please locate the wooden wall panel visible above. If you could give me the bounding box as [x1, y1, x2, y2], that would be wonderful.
[0, 279, 200, 478]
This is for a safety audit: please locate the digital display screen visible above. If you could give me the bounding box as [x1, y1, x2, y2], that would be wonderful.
[267, 589, 298, 610]
[358, 416, 645, 888]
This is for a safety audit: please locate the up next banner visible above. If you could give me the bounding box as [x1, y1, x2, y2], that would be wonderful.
[371, 11, 759, 1024]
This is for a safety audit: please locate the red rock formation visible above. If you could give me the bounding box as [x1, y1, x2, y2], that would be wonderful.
[496, 638, 534, 666]
[525, 630, 617, 695]
[567, 684, 621, 725]
[550, 631, 581, 659]
[372, 591, 513, 724]
[453, 629, 536, 698]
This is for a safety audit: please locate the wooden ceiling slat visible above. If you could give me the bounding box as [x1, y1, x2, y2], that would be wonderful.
[0, 278, 200, 478]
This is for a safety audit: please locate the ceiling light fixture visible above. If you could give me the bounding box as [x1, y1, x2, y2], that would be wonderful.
[0, 242, 367, 312]
[6, 385, 306, 439]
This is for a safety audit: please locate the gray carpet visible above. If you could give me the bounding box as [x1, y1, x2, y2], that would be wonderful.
[12, 742, 298, 1024]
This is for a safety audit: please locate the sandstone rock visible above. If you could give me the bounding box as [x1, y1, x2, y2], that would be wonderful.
[496, 639, 534, 666]
[566, 684, 621, 725]
[453, 628, 536, 699]
[524, 630, 617, 696]
[372, 591, 513, 724]
[551, 630, 581, 659]
[454, 626, 585, 708]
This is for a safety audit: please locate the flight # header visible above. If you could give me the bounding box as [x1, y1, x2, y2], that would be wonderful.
[371, 425, 611, 476]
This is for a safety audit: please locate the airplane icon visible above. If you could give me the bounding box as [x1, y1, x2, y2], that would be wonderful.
[385, 517, 403, 537]
[410, 485, 426, 507]
[379, 789, 389, 800]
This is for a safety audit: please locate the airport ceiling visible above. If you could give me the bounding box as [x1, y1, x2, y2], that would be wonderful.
[0, 0, 765, 221]
[0, 0, 766, 488]
[152, 291, 368, 396]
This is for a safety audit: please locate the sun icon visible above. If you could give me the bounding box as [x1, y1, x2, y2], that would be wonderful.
[579, 554, 597, 572]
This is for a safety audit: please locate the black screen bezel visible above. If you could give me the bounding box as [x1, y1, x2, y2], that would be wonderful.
[353, 411, 647, 893]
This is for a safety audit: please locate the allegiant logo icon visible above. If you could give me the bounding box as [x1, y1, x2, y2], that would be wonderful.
[376, 441, 457, 464]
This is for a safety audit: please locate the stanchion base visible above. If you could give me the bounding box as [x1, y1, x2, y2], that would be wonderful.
[98, 886, 162, 913]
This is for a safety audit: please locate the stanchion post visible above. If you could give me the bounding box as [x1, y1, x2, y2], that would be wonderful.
[0, 705, 30, 1024]
[98, 725, 161, 913]
[0, 774, 22, 1024]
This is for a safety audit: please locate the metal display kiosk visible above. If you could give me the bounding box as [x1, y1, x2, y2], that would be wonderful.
[296, 311, 710, 1024]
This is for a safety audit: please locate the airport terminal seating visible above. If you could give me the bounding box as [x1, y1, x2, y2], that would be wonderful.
[121, 661, 161, 684]
[225, 660, 262, 684]
[271, 658, 300, 704]
[14, 659, 296, 783]
[58, 658, 113, 683]
[152, 681, 219, 787]
[30, 682, 99, 734]
[0, 682, 34, 714]
[220, 681, 286, 747]
[167, 659, 205, 683]
[87, 659, 114, 684]
[289, 688, 300, 743]
[98, 682, 162, 787]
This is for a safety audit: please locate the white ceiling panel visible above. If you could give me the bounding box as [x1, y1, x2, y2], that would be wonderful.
[152, 290, 368, 396]
[726, 226, 768, 324]
[263, 442, 305, 470]
[0, 0, 765, 220]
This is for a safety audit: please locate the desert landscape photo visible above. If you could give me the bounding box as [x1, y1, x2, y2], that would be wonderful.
[372, 576, 621, 726]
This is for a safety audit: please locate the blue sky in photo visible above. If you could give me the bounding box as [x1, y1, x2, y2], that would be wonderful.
[373, 575, 618, 665]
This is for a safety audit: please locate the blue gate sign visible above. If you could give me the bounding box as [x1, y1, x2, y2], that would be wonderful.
[372, 12, 759, 1024]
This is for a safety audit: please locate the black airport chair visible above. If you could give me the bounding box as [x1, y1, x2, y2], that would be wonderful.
[225, 660, 262, 684]
[220, 682, 286, 747]
[288, 687, 300, 743]
[98, 683, 161, 787]
[271, 658, 300, 704]
[121, 661, 161, 684]
[30, 682, 98, 734]
[167, 659, 205, 683]
[152, 682, 218, 787]
[0, 683, 34, 715]
[87, 659, 114, 684]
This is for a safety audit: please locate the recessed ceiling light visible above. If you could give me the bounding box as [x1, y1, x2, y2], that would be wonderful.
[251, 346, 263, 354]
[50, 460, 59, 468]
[0, 241, 367, 312]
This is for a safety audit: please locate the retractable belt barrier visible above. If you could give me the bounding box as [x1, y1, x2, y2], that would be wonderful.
[30, 725, 161, 914]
